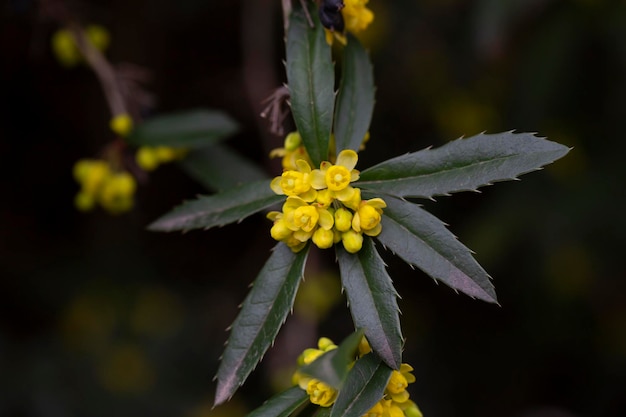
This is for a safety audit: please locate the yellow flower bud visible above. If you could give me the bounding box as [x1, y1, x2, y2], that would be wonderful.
[110, 113, 133, 137]
[270, 219, 292, 241]
[404, 403, 424, 417]
[342, 230, 363, 253]
[284, 131, 302, 151]
[51, 29, 80, 67]
[154, 146, 178, 162]
[312, 228, 334, 249]
[85, 25, 110, 51]
[136, 147, 160, 171]
[74, 191, 95, 212]
[317, 337, 337, 351]
[334, 207, 353, 232]
[77, 160, 111, 194]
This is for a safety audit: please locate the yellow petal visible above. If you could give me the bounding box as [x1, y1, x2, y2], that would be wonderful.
[336, 150, 358, 171]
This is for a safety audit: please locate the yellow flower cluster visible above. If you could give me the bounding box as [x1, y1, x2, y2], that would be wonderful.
[268, 149, 386, 253]
[292, 337, 423, 417]
[51, 25, 110, 67]
[325, 0, 375, 45]
[135, 146, 187, 171]
[73, 159, 136, 214]
[292, 337, 339, 407]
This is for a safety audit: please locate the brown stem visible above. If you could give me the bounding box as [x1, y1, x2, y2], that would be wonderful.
[69, 23, 127, 118]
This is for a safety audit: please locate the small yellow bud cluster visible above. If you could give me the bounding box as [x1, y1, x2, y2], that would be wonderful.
[269, 131, 314, 171]
[268, 149, 386, 253]
[135, 146, 187, 172]
[292, 337, 423, 417]
[73, 159, 136, 214]
[51, 25, 110, 67]
[292, 338, 339, 407]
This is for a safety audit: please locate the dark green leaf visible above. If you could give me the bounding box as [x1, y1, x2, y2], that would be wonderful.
[215, 243, 310, 406]
[147, 180, 283, 232]
[245, 386, 309, 417]
[299, 330, 364, 389]
[127, 108, 239, 148]
[286, 2, 334, 166]
[374, 194, 497, 303]
[313, 407, 332, 417]
[358, 132, 571, 199]
[333, 34, 375, 154]
[330, 353, 392, 417]
[336, 238, 402, 370]
[178, 144, 268, 192]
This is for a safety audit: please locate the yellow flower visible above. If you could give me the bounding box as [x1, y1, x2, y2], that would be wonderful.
[385, 364, 415, 404]
[343, 0, 374, 34]
[284, 197, 334, 233]
[352, 198, 386, 236]
[311, 149, 360, 201]
[306, 379, 337, 407]
[271, 160, 317, 202]
[324, 0, 374, 45]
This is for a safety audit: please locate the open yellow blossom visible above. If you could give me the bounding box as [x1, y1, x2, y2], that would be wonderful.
[352, 198, 386, 236]
[271, 159, 317, 202]
[284, 197, 334, 233]
[311, 149, 360, 202]
[306, 379, 337, 407]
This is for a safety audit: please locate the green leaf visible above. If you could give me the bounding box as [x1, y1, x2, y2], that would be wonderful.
[215, 243, 310, 406]
[333, 34, 375, 154]
[358, 132, 571, 199]
[299, 330, 364, 389]
[336, 238, 402, 370]
[374, 194, 497, 303]
[147, 180, 283, 232]
[313, 407, 332, 417]
[245, 386, 309, 417]
[127, 108, 239, 148]
[178, 144, 268, 192]
[330, 353, 392, 417]
[286, 1, 334, 167]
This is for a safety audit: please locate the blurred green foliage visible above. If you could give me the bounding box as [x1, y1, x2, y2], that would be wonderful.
[1, 1, 625, 417]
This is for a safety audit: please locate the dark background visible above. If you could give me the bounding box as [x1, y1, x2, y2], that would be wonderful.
[2, 1, 626, 416]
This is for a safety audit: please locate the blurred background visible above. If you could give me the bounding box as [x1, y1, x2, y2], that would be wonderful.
[1, 0, 626, 416]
